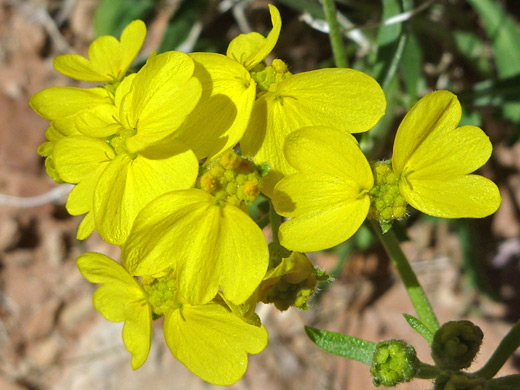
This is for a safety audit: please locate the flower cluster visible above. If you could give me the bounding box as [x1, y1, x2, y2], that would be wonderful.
[272, 90, 502, 251]
[31, 4, 501, 386]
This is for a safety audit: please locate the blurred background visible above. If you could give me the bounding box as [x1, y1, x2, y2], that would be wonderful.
[0, 0, 519, 388]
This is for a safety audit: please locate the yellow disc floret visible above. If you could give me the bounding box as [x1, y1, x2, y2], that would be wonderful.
[250, 59, 292, 98]
[368, 161, 407, 232]
[141, 270, 180, 318]
[199, 150, 264, 207]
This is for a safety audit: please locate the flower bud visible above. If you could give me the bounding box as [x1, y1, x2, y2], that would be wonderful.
[431, 320, 484, 370]
[259, 244, 328, 311]
[370, 339, 419, 387]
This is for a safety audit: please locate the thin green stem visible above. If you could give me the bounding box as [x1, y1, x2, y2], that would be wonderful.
[475, 319, 520, 379]
[416, 362, 440, 380]
[269, 200, 282, 245]
[321, 0, 347, 68]
[370, 220, 440, 333]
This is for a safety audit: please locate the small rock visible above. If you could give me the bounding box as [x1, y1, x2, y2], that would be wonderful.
[0, 216, 20, 252]
[0, 376, 24, 390]
[26, 333, 63, 367]
[59, 295, 94, 334]
[25, 297, 61, 340]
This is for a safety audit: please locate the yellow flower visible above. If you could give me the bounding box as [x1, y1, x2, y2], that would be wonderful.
[272, 126, 373, 252]
[178, 5, 385, 193]
[234, 5, 385, 195]
[77, 252, 267, 385]
[76, 252, 152, 369]
[392, 90, 501, 218]
[272, 91, 501, 252]
[122, 188, 269, 305]
[173, 52, 257, 159]
[122, 151, 269, 306]
[52, 51, 202, 244]
[53, 20, 146, 83]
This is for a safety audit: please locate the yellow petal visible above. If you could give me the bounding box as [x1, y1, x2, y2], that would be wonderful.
[77, 213, 95, 240]
[53, 20, 146, 82]
[392, 90, 461, 175]
[226, 4, 281, 70]
[123, 52, 202, 153]
[164, 300, 267, 385]
[284, 126, 374, 185]
[66, 174, 102, 216]
[77, 252, 151, 369]
[93, 146, 198, 245]
[404, 125, 492, 179]
[118, 20, 147, 79]
[173, 52, 256, 159]
[241, 68, 385, 194]
[123, 189, 269, 305]
[53, 135, 114, 183]
[399, 174, 501, 218]
[30, 86, 112, 120]
[122, 302, 153, 370]
[273, 173, 370, 251]
[53, 54, 106, 82]
[30, 86, 118, 137]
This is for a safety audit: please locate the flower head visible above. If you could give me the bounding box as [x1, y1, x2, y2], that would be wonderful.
[272, 91, 501, 252]
[51, 51, 202, 244]
[183, 5, 385, 194]
[122, 151, 269, 306]
[53, 20, 146, 83]
[77, 252, 267, 385]
[272, 126, 373, 252]
[392, 90, 501, 218]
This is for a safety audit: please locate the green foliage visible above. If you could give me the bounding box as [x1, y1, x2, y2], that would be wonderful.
[403, 314, 434, 345]
[158, 0, 208, 53]
[467, 0, 520, 122]
[304, 326, 376, 364]
[94, 0, 158, 37]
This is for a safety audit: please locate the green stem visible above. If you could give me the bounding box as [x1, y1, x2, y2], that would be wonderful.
[475, 319, 520, 379]
[369, 220, 440, 333]
[416, 362, 440, 380]
[322, 0, 347, 68]
[269, 200, 282, 245]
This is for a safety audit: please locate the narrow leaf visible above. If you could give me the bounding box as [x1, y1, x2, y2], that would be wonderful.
[304, 326, 376, 364]
[403, 313, 434, 345]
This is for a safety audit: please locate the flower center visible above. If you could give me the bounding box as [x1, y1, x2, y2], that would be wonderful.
[199, 150, 263, 207]
[367, 161, 407, 232]
[106, 128, 137, 158]
[141, 269, 179, 317]
[250, 59, 292, 98]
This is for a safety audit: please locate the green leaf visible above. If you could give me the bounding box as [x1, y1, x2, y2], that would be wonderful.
[399, 33, 422, 105]
[94, 0, 158, 37]
[453, 31, 492, 75]
[304, 326, 376, 364]
[403, 314, 434, 344]
[158, 0, 208, 53]
[467, 0, 520, 121]
[372, 0, 402, 82]
[458, 74, 520, 107]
